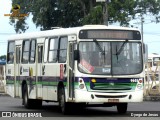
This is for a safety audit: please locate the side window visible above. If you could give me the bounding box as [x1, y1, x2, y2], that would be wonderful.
[59, 37, 68, 63]
[44, 39, 49, 63]
[38, 46, 43, 63]
[29, 39, 36, 63]
[7, 41, 15, 64]
[48, 37, 58, 63]
[22, 40, 30, 63]
[16, 47, 21, 64]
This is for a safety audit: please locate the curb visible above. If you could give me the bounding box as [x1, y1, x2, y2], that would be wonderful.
[144, 96, 160, 101]
[0, 93, 9, 97]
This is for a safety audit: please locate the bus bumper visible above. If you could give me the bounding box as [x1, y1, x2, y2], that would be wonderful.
[72, 90, 143, 103]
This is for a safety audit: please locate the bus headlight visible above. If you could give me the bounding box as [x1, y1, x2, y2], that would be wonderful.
[78, 78, 86, 90]
[79, 84, 85, 89]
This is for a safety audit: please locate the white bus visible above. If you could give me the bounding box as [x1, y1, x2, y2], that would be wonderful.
[145, 53, 160, 94]
[148, 53, 160, 71]
[6, 25, 145, 114]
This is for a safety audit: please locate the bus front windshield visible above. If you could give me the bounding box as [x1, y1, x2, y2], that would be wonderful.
[78, 41, 143, 75]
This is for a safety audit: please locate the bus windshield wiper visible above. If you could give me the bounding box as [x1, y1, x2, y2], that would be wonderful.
[115, 40, 128, 56]
[93, 39, 105, 55]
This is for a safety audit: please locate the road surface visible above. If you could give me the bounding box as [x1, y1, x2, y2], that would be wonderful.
[0, 94, 160, 120]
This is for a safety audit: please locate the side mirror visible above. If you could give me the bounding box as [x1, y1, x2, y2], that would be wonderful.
[74, 50, 79, 61]
[143, 43, 148, 63]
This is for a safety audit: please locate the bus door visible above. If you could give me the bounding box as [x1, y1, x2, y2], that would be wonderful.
[15, 45, 21, 97]
[6, 41, 15, 97]
[36, 44, 43, 98]
[67, 42, 75, 99]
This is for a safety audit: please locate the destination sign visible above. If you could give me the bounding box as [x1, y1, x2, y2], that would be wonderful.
[79, 29, 141, 40]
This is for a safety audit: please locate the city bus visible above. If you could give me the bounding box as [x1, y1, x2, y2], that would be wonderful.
[145, 53, 160, 97]
[148, 53, 160, 70]
[6, 25, 146, 114]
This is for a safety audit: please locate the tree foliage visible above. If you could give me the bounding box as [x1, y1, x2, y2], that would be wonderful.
[9, 0, 30, 33]
[9, 0, 160, 33]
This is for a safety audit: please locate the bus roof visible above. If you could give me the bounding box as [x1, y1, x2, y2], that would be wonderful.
[8, 25, 140, 41]
[148, 53, 160, 59]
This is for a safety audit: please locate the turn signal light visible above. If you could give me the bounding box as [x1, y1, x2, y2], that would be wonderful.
[91, 79, 96, 83]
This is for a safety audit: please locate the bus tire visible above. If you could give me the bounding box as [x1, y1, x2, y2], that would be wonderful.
[58, 87, 69, 114]
[23, 84, 32, 109]
[34, 99, 42, 108]
[117, 103, 128, 114]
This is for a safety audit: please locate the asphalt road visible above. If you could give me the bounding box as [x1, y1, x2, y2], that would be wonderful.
[0, 94, 160, 120]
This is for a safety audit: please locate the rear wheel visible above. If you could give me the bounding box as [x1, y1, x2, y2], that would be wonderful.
[117, 103, 128, 114]
[32, 99, 42, 108]
[23, 84, 42, 109]
[23, 84, 32, 109]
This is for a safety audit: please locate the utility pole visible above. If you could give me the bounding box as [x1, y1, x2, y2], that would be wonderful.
[96, 0, 111, 26]
[103, 2, 108, 26]
[141, 14, 144, 43]
[140, 0, 144, 44]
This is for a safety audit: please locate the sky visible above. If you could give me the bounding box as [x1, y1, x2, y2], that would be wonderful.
[0, 0, 160, 56]
[0, 0, 39, 56]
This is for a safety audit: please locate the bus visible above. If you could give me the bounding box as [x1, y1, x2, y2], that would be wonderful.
[6, 25, 145, 114]
[145, 53, 160, 96]
[148, 53, 160, 70]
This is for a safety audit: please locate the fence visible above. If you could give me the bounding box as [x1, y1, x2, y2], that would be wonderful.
[0, 65, 6, 93]
[144, 61, 160, 100]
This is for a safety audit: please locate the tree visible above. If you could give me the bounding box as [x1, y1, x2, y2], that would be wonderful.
[9, 0, 31, 33]
[9, 0, 160, 33]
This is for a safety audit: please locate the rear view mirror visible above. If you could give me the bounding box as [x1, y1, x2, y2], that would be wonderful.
[143, 43, 148, 63]
[74, 50, 79, 61]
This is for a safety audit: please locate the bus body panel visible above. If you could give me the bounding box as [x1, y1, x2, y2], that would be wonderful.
[74, 90, 143, 103]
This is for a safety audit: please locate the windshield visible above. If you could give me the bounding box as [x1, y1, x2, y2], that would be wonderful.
[153, 57, 160, 66]
[78, 41, 143, 75]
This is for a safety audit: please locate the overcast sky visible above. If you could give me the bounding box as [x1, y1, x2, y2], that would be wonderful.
[0, 0, 39, 56]
[0, 0, 160, 56]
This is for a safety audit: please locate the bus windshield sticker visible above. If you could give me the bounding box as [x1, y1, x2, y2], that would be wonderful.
[79, 59, 94, 73]
[102, 68, 111, 73]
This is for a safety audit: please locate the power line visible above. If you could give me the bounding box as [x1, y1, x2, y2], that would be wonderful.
[145, 41, 160, 43]
[0, 33, 16, 35]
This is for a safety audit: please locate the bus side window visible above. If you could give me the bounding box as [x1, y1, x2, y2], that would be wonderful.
[22, 40, 30, 63]
[7, 41, 15, 64]
[38, 46, 43, 63]
[44, 38, 49, 63]
[29, 39, 36, 63]
[8, 53, 14, 64]
[48, 37, 58, 63]
[59, 36, 68, 63]
[16, 47, 21, 64]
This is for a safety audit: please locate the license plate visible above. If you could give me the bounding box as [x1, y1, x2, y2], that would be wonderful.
[108, 99, 119, 102]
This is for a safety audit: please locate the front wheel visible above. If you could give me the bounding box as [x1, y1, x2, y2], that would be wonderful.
[58, 87, 70, 114]
[117, 103, 128, 114]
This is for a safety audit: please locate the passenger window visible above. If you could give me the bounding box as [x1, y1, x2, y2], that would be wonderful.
[16, 47, 21, 64]
[44, 39, 49, 63]
[22, 40, 30, 63]
[59, 37, 68, 63]
[7, 41, 15, 64]
[29, 39, 36, 63]
[48, 37, 58, 63]
[38, 46, 43, 63]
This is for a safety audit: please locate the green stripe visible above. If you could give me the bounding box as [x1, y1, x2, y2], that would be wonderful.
[6, 79, 69, 87]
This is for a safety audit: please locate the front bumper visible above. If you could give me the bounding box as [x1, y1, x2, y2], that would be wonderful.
[72, 89, 143, 103]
